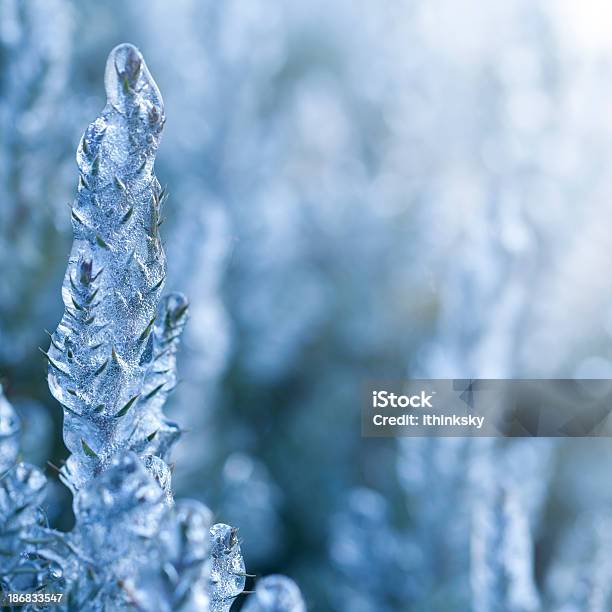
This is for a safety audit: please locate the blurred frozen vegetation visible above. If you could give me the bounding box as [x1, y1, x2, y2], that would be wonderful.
[3, 0, 612, 609]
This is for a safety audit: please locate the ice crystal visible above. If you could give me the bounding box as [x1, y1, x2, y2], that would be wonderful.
[243, 575, 306, 612]
[46, 43, 169, 491]
[209, 522, 246, 612]
[135, 499, 213, 611]
[57, 461, 216, 610]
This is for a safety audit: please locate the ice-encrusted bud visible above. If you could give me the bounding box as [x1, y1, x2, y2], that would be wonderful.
[46, 43, 169, 490]
[243, 575, 306, 612]
[68, 452, 167, 609]
[135, 499, 213, 611]
[170, 500, 213, 568]
[209, 522, 247, 612]
[142, 454, 173, 504]
[0, 385, 20, 472]
[73, 452, 166, 547]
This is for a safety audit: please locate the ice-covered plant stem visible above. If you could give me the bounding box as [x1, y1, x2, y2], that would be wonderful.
[44, 43, 176, 492]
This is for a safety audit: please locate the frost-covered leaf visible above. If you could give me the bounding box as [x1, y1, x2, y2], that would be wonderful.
[209, 522, 246, 612]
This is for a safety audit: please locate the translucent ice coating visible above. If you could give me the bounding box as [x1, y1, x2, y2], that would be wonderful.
[46, 43, 172, 490]
[67, 452, 167, 609]
[209, 523, 246, 612]
[134, 499, 213, 611]
[243, 575, 306, 612]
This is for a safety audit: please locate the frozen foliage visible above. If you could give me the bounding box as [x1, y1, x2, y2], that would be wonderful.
[394, 437, 555, 611]
[209, 523, 247, 612]
[67, 451, 168, 609]
[1, 42, 259, 611]
[42, 456, 214, 611]
[243, 575, 306, 612]
[46, 43, 171, 491]
[0, 388, 64, 599]
[471, 444, 540, 612]
[60, 458, 220, 611]
[0, 0, 73, 363]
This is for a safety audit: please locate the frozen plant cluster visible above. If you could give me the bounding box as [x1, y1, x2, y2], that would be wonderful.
[0, 43, 304, 612]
